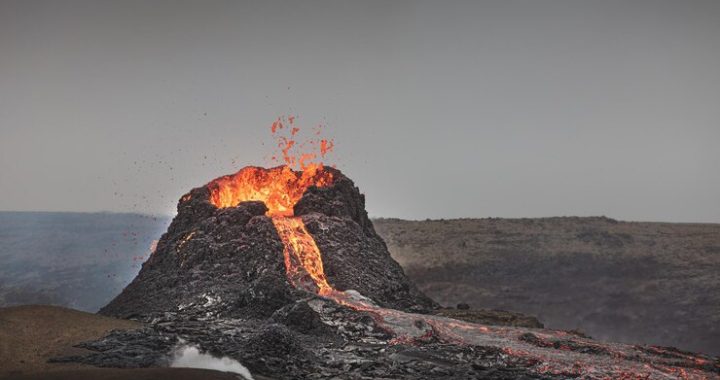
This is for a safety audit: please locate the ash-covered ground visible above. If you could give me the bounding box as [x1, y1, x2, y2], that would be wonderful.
[47, 166, 719, 380]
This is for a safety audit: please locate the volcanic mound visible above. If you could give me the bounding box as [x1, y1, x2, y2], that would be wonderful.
[100, 165, 435, 319]
[71, 165, 719, 379]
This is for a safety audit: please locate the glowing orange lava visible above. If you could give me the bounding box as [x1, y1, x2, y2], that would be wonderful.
[208, 116, 338, 297]
[269, 115, 334, 170]
[207, 165, 336, 298]
[207, 164, 336, 295]
[203, 118, 716, 380]
[207, 165, 333, 216]
[272, 217, 333, 296]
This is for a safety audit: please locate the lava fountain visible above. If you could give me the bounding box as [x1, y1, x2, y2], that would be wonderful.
[207, 116, 338, 295]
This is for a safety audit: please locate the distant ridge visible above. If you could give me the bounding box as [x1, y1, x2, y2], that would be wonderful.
[2, 211, 719, 355]
[375, 216, 720, 355]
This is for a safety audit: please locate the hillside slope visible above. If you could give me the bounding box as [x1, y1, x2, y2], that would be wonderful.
[2, 212, 718, 356]
[374, 216, 720, 355]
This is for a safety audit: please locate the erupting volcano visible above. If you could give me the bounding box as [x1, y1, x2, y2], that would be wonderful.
[87, 118, 720, 379]
[206, 163, 336, 295]
[100, 116, 433, 320]
[202, 164, 720, 380]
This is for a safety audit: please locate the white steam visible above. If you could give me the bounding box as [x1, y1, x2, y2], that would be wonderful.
[171, 342, 254, 380]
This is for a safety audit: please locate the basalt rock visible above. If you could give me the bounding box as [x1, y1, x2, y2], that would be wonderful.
[100, 167, 435, 319]
[85, 166, 720, 380]
[433, 308, 544, 328]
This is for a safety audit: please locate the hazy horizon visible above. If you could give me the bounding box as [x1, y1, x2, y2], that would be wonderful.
[2, 210, 720, 226]
[2, 0, 719, 223]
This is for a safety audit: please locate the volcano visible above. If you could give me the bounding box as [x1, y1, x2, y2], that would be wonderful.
[60, 164, 718, 379]
[100, 165, 435, 318]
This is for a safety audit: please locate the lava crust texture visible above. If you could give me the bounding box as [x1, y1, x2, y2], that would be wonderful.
[80, 166, 720, 380]
[100, 166, 435, 319]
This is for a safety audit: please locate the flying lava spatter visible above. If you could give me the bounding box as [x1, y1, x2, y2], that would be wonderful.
[207, 116, 335, 294]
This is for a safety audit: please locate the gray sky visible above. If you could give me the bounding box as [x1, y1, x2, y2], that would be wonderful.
[1, 0, 719, 222]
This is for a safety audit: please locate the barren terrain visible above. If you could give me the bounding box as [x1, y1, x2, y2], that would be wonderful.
[0, 305, 255, 380]
[375, 216, 720, 355]
[0, 305, 140, 376]
[2, 212, 719, 358]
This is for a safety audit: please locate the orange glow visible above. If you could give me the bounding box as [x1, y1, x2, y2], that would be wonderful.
[272, 217, 333, 296]
[320, 139, 334, 157]
[207, 164, 335, 295]
[201, 118, 715, 379]
[208, 164, 336, 295]
[207, 165, 333, 217]
[208, 115, 338, 297]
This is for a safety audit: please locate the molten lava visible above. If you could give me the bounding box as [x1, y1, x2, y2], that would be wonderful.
[207, 165, 716, 379]
[207, 165, 333, 216]
[269, 115, 334, 170]
[272, 217, 333, 296]
[202, 118, 717, 379]
[208, 116, 338, 298]
[207, 164, 336, 297]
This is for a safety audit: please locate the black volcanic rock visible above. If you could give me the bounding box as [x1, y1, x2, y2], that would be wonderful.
[294, 172, 372, 233]
[81, 166, 719, 380]
[100, 167, 435, 319]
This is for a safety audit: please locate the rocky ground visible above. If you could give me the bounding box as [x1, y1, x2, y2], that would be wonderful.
[374, 217, 720, 355]
[2, 167, 719, 379]
[0, 305, 140, 377]
[0, 305, 272, 380]
[40, 168, 720, 379]
[3, 212, 719, 358]
[44, 295, 720, 379]
[7, 368, 249, 380]
[433, 307, 543, 328]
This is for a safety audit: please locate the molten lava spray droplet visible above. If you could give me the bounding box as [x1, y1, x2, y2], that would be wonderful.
[268, 115, 334, 170]
[208, 116, 339, 296]
[320, 139, 334, 157]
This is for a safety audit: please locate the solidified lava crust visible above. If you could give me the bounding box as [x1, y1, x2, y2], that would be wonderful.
[73, 166, 720, 379]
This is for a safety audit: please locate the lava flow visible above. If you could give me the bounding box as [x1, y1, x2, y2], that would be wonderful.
[207, 164, 336, 294]
[208, 164, 716, 379]
[272, 216, 333, 296]
[204, 118, 717, 379]
[206, 117, 338, 295]
[207, 164, 333, 216]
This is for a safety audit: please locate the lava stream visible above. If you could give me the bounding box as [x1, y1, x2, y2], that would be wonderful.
[272, 216, 715, 380]
[206, 164, 715, 379]
[272, 217, 333, 296]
